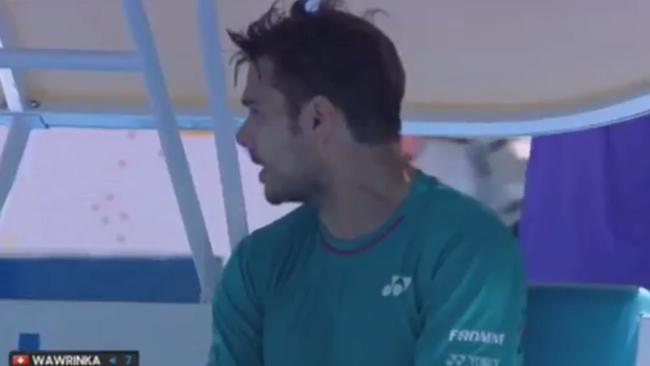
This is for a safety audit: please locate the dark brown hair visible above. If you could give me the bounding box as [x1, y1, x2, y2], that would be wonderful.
[228, 0, 406, 144]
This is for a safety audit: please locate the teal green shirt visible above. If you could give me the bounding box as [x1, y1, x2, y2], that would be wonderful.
[209, 170, 526, 366]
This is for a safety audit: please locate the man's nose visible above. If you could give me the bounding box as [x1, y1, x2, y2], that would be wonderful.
[236, 121, 251, 148]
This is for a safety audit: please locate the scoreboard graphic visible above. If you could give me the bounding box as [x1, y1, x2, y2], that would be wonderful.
[9, 351, 138, 366]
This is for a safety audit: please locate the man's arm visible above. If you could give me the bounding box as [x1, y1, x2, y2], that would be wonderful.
[208, 240, 264, 366]
[415, 227, 526, 366]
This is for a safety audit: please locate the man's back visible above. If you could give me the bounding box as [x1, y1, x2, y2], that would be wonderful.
[210, 170, 526, 366]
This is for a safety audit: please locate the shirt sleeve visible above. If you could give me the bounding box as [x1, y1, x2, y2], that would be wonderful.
[207, 239, 264, 366]
[414, 223, 526, 366]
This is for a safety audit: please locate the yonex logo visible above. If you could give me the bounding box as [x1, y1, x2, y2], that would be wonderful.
[381, 275, 412, 297]
[446, 354, 466, 366]
[445, 354, 501, 366]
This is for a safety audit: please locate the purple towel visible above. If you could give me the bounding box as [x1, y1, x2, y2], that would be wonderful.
[520, 116, 650, 289]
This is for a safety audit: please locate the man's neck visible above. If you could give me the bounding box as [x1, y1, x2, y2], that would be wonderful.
[316, 150, 413, 240]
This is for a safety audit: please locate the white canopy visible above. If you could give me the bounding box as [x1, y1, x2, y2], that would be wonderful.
[2, 0, 650, 135]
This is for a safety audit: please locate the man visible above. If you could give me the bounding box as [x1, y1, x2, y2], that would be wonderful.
[209, 1, 526, 365]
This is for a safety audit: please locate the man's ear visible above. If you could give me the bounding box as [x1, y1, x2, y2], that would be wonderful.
[301, 95, 340, 138]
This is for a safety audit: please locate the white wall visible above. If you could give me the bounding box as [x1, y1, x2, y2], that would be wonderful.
[0, 128, 295, 259]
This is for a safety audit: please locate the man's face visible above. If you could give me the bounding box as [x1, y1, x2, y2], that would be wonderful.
[236, 58, 322, 205]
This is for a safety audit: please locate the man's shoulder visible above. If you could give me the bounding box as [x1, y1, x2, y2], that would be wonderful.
[413, 172, 517, 250]
[222, 205, 317, 301]
[413, 174, 525, 305]
[416, 172, 504, 226]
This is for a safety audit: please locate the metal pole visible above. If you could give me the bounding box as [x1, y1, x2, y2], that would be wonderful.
[0, 0, 31, 219]
[4, 100, 650, 138]
[0, 49, 141, 71]
[0, 0, 27, 112]
[121, 0, 219, 302]
[0, 116, 31, 217]
[197, 0, 249, 254]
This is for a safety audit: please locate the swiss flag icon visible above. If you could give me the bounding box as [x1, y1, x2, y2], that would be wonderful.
[12, 354, 30, 366]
